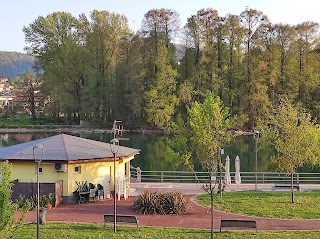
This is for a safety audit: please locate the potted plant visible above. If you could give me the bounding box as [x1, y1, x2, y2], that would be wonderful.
[44, 193, 55, 210]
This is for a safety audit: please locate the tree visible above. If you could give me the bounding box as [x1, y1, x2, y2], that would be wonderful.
[223, 14, 245, 115]
[239, 8, 269, 128]
[145, 45, 178, 130]
[15, 72, 42, 120]
[262, 98, 320, 203]
[114, 34, 147, 126]
[141, 8, 180, 76]
[294, 21, 320, 108]
[23, 12, 85, 124]
[170, 93, 235, 238]
[0, 161, 27, 239]
[185, 8, 221, 96]
[83, 10, 131, 124]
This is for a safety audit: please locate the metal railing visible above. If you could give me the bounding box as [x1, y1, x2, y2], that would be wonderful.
[130, 169, 320, 184]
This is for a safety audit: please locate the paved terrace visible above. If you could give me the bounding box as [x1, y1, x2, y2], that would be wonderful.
[19, 183, 320, 231]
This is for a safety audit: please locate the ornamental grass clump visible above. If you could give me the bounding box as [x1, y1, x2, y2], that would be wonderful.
[133, 190, 191, 215]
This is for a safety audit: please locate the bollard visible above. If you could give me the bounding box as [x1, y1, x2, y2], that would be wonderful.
[136, 167, 141, 183]
[39, 207, 48, 224]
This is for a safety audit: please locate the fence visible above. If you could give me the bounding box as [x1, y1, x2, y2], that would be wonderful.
[11, 180, 63, 207]
[130, 169, 320, 184]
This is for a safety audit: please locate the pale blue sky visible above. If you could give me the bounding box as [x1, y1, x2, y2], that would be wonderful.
[1, 0, 319, 53]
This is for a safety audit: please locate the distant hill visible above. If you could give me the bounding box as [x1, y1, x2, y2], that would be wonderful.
[0, 51, 35, 79]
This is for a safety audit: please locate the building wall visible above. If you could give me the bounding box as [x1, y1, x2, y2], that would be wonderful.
[9, 156, 134, 201]
[11, 180, 63, 207]
[11, 161, 68, 184]
[67, 156, 134, 197]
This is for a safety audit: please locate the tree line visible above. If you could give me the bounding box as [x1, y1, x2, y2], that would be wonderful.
[22, 8, 320, 129]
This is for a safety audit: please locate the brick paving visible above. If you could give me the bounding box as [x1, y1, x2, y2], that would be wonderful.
[21, 193, 320, 231]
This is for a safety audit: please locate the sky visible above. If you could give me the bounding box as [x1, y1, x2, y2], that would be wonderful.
[1, 0, 319, 53]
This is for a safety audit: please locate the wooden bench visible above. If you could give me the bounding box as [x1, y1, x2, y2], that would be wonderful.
[220, 219, 257, 232]
[104, 214, 139, 228]
[274, 184, 300, 191]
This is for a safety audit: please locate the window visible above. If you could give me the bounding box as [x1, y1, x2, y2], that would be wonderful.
[35, 167, 43, 174]
[74, 166, 81, 173]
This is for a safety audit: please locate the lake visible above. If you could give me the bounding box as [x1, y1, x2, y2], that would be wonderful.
[0, 132, 318, 173]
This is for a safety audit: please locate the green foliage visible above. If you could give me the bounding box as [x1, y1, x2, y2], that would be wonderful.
[264, 98, 320, 175]
[188, 93, 236, 172]
[145, 45, 178, 130]
[133, 190, 191, 215]
[14, 7, 320, 129]
[196, 190, 320, 219]
[15, 194, 31, 211]
[168, 118, 193, 171]
[27, 193, 55, 211]
[260, 98, 320, 202]
[0, 161, 27, 239]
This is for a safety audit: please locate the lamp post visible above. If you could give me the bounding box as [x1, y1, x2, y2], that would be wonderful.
[253, 130, 259, 191]
[219, 148, 224, 203]
[110, 138, 119, 233]
[33, 144, 44, 239]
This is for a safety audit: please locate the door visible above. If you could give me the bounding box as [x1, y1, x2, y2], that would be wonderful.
[98, 166, 111, 199]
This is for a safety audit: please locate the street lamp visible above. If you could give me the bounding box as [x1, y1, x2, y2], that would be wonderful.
[33, 144, 44, 239]
[219, 148, 224, 203]
[253, 130, 259, 191]
[110, 138, 119, 233]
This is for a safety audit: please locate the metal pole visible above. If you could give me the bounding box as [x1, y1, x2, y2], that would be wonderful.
[33, 143, 43, 239]
[219, 149, 222, 203]
[36, 161, 40, 239]
[254, 131, 259, 191]
[255, 137, 257, 191]
[114, 152, 117, 233]
[110, 137, 119, 234]
[210, 173, 214, 239]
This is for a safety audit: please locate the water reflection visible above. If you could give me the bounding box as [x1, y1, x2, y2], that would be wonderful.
[0, 132, 318, 173]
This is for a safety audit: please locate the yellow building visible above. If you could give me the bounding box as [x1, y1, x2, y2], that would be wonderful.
[0, 134, 140, 203]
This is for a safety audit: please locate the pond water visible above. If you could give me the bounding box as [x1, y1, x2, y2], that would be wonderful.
[0, 132, 318, 173]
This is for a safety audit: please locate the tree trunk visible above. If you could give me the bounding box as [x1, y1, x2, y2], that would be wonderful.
[210, 187, 214, 239]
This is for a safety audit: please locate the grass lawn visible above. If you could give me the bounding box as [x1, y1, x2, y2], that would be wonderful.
[196, 190, 320, 219]
[11, 223, 320, 239]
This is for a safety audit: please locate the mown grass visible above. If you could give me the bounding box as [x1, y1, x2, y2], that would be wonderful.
[196, 190, 320, 219]
[11, 223, 320, 239]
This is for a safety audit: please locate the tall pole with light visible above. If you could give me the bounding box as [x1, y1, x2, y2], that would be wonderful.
[33, 144, 44, 239]
[110, 138, 119, 233]
[219, 148, 224, 203]
[253, 130, 259, 191]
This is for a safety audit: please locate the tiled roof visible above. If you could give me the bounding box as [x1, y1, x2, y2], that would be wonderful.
[0, 134, 140, 161]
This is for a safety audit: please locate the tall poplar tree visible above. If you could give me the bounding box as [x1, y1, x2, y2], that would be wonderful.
[145, 45, 178, 130]
[23, 12, 85, 124]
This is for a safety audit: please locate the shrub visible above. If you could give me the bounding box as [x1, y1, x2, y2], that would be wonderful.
[19, 193, 55, 211]
[133, 190, 158, 214]
[0, 161, 28, 239]
[133, 190, 191, 215]
[15, 194, 31, 210]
